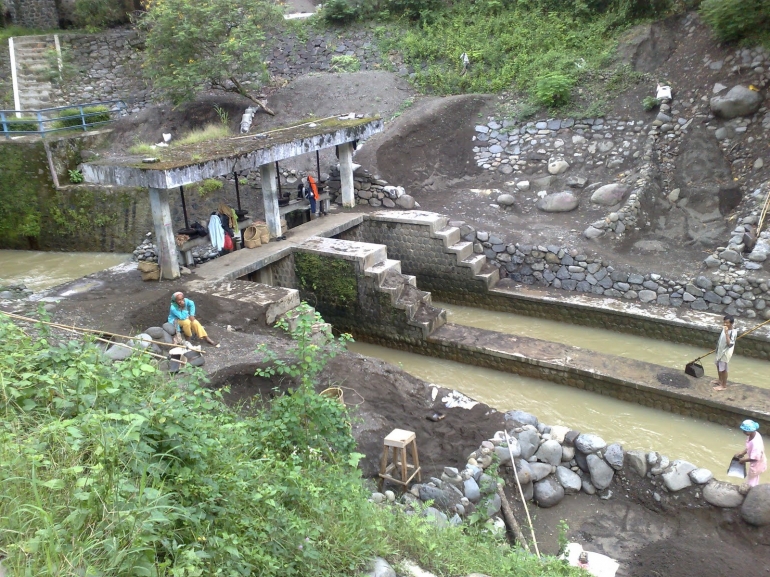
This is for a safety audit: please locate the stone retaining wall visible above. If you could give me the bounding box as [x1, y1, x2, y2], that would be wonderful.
[6, 0, 59, 29]
[338, 220, 489, 295]
[46, 25, 386, 111]
[0, 43, 11, 109]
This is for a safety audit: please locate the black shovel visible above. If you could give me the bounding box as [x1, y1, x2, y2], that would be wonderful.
[685, 317, 770, 378]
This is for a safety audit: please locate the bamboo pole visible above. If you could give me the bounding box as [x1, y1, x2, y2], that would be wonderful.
[1, 311, 167, 361]
[0, 311, 204, 354]
[505, 431, 540, 558]
[496, 484, 530, 553]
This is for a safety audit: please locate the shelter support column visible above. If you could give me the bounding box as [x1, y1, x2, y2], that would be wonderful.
[148, 187, 180, 280]
[260, 162, 282, 238]
[339, 141, 355, 208]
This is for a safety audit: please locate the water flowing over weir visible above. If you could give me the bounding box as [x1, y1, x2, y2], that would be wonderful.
[348, 341, 744, 481]
[438, 302, 770, 389]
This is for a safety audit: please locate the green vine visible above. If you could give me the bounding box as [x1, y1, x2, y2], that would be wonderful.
[295, 253, 357, 306]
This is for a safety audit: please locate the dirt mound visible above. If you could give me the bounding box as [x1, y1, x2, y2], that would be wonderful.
[105, 93, 253, 152]
[360, 94, 488, 189]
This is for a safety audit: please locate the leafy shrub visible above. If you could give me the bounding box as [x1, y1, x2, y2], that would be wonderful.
[72, 0, 128, 30]
[2, 117, 38, 132]
[68, 169, 84, 183]
[54, 106, 111, 129]
[330, 55, 362, 72]
[534, 72, 574, 107]
[386, 0, 442, 20]
[322, 0, 358, 23]
[642, 95, 661, 111]
[700, 0, 770, 42]
[191, 178, 224, 197]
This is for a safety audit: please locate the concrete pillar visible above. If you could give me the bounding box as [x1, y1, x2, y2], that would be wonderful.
[148, 187, 180, 280]
[260, 162, 282, 238]
[339, 141, 355, 208]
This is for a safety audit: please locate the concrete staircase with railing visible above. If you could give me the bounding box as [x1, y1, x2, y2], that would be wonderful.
[10, 35, 58, 111]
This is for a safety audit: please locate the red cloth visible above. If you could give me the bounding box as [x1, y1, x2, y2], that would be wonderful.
[308, 175, 320, 200]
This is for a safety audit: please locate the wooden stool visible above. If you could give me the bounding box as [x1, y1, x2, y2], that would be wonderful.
[378, 429, 421, 489]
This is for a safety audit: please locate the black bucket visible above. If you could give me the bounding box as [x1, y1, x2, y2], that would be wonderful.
[685, 361, 704, 378]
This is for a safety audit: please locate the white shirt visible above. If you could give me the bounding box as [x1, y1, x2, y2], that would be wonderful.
[716, 328, 738, 363]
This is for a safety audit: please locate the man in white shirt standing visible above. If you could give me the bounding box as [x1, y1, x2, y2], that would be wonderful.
[713, 315, 738, 391]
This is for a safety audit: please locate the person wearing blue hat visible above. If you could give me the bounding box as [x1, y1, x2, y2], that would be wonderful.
[735, 420, 767, 487]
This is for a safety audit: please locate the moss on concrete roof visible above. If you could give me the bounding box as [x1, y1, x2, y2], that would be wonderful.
[95, 116, 380, 171]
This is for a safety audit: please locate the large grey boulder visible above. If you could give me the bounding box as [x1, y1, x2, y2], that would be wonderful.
[587, 454, 614, 490]
[105, 343, 133, 361]
[536, 191, 579, 213]
[689, 468, 714, 485]
[591, 184, 630, 206]
[534, 476, 565, 508]
[367, 557, 396, 577]
[710, 85, 763, 119]
[514, 459, 534, 485]
[556, 466, 582, 494]
[419, 485, 450, 508]
[464, 477, 481, 503]
[529, 462, 554, 482]
[535, 440, 563, 466]
[575, 433, 607, 454]
[162, 322, 177, 335]
[662, 460, 697, 492]
[482, 492, 502, 518]
[396, 195, 416, 209]
[703, 480, 744, 508]
[497, 194, 515, 207]
[627, 451, 647, 477]
[145, 326, 166, 340]
[423, 507, 448, 528]
[495, 443, 518, 464]
[740, 484, 770, 526]
[129, 333, 152, 350]
[517, 428, 540, 460]
[604, 443, 624, 470]
[505, 410, 539, 428]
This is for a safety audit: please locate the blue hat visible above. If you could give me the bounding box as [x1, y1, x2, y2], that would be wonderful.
[740, 420, 759, 432]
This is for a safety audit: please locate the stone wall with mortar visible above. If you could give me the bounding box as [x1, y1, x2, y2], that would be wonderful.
[0, 43, 12, 108]
[6, 0, 59, 29]
[338, 213, 770, 359]
[0, 135, 152, 252]
[46, 25, 387, 110]
[55, 30, 149, 110]
[338, 220, 490, 296]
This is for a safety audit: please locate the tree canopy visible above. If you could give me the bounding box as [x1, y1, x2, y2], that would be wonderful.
[141, 0, 281, 105]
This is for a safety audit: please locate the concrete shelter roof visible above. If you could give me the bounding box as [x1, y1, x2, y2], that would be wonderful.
[81, 116, 383, 189]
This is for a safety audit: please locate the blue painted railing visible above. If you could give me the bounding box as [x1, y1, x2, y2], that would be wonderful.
[0, 100, 127, 139]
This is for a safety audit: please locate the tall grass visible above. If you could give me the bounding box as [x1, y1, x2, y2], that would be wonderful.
[0, 314, 581, 576]
[175, 123, 231, 146]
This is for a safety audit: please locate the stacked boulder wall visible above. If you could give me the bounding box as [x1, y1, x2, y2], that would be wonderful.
[371, 95, 487, 189]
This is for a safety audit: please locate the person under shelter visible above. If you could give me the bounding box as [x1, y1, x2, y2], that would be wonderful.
[168, 291, 217, 346]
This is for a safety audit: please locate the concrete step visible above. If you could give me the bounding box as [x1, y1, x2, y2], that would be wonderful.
[185, 279, 301, 325]
[13, 35, 53, 45]
[476, 267, 500, 288]
[368, 210, 450, 236]
[364, 258, 402, 285]
[434, 226, 461, 248]
[298, 236, 388, 272]
[459, 253, 486, 275]
[446, 240, 473, 261]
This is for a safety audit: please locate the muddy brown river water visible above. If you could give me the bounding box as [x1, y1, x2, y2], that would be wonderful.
[0, 250, 130, 291]
[346, 301, 770, 480]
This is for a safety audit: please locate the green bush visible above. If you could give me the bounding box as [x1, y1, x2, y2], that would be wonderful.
[700, 0, 770, 42]
[642, 95, 661, 111]
[2, 117, 39, 132]
[534, 72, 574, 107]
[322, 0, 359, 22]
[72, 0, 128, 30]
[54, 106, 111, 129]
[330, 54, 362, 72]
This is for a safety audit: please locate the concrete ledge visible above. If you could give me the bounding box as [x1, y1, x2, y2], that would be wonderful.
[422, 323, 770, 430]
[367, 210, 449, 235]
[185, 279, 300, 325]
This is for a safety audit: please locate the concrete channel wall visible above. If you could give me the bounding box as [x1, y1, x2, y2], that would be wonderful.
[337, 211, 770, 361]
[230, 211, 770, 430]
